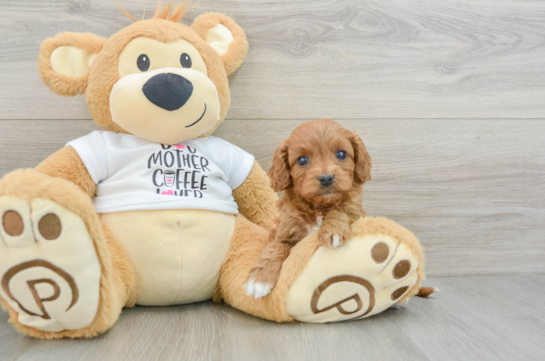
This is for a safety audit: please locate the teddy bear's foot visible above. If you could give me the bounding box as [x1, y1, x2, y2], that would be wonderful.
[0, 195, 101, 332]
[285, 217, 423, 323]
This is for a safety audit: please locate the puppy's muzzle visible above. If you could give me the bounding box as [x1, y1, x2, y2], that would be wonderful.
[143, 73, 193, 111]
[318, 174, 335, 187]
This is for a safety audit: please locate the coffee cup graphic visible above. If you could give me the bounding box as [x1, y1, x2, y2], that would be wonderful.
[164, 170, 175, 187]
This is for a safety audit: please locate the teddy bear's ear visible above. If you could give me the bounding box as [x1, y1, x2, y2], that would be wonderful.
[191, 13, 249, 76]
[37, 32, 107, 96]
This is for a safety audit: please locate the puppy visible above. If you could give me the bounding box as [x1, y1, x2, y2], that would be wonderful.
[244, 119, 372, 299]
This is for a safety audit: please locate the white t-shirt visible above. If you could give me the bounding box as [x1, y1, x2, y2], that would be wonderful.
[66, 131, 255, 214]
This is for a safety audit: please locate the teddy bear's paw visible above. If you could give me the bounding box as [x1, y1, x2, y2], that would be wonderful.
[285, 233, 419, 323]
[0, 196, 101, 332]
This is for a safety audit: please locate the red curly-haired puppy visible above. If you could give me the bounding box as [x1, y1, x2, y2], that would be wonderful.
[244, 119, 372, 299]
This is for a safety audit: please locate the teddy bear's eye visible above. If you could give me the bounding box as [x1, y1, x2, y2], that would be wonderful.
[180, 53, 192, 68]
[137, 54, 150, 71]
[336, 150, 347, 160]
[297, 156, 308, 166]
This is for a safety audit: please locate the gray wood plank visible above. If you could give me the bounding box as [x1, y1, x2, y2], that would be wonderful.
[1, 118, 544, 277]
[1, 0, 545, 120]
[217, 308, 429, 361]
[1, 276, 544, 361]
[388, 276, 545, 361]
[5, 303, 228, 361]
[0, 310, 36, 361]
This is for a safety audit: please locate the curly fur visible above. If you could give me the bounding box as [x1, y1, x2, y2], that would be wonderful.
[246, 119, 372, 296]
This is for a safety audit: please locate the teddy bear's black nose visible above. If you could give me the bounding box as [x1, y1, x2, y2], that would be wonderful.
[142, 73, 193, 111]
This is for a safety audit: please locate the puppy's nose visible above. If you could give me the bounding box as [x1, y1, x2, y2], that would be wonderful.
[142, 73, 193, 111]
[318, 174, 335, 187]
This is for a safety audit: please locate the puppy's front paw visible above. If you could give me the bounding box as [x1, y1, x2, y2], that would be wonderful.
[244, 266, 279, 299]
[331, 235, 342, 249]
[318, 224, 351, 249]
[244, 279, 273, 300]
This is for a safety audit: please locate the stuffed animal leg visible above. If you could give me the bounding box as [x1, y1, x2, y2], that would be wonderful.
[215, 215, 424, 323]
[0, 168, 136, 339]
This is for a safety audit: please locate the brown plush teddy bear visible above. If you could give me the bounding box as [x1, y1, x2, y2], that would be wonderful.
[0, 3, 426, 339]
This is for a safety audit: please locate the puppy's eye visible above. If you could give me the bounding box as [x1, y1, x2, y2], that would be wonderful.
[137, 54, 150, 71]
[297, 156, 309, 166]
[336, 150, 347, 160]
[180, 53, 192, 68]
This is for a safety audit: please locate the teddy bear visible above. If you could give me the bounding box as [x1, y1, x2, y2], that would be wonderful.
[0, 3, 426, 339]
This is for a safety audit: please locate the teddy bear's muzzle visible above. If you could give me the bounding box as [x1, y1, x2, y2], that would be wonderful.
[109, 67, 221, 144]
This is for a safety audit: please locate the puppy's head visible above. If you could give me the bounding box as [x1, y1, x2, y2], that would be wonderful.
[268, 119, 371, 206]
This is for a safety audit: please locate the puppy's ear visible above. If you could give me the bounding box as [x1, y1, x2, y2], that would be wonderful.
[191, 13, 249, 76]
[350, 132, 372, 184]
[267, 140, 291, 192]
[38, 32, 106, 96]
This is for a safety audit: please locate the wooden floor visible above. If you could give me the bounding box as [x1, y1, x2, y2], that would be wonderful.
[1, 0, 545, 359]
[1, 276, 543, 361]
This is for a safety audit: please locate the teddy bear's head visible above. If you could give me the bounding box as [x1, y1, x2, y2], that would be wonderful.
[37, 3, 248, 144]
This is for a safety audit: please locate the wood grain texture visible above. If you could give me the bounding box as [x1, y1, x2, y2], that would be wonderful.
[0, 276, 544, 361]
[1, 1, 544, 359]
[0, 0, 545, 120]
[1, 118, 544, 277]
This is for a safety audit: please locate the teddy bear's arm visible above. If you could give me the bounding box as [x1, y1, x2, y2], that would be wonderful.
[233, 160, 279, 231]
[35, 146, 96, 198]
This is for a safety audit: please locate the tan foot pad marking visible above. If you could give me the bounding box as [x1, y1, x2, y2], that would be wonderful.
[38, 213, 62, 240]
[0, 196, 101, 332]
[391, 286, 409, 300]
[286, 234, 418, 323]
[3, 210, 24, 236]
[311, 275, 375, 317]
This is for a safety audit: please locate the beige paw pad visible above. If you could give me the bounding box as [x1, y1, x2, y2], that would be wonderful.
[286, 234, 418, 323]
[0, 196, 101, 332]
